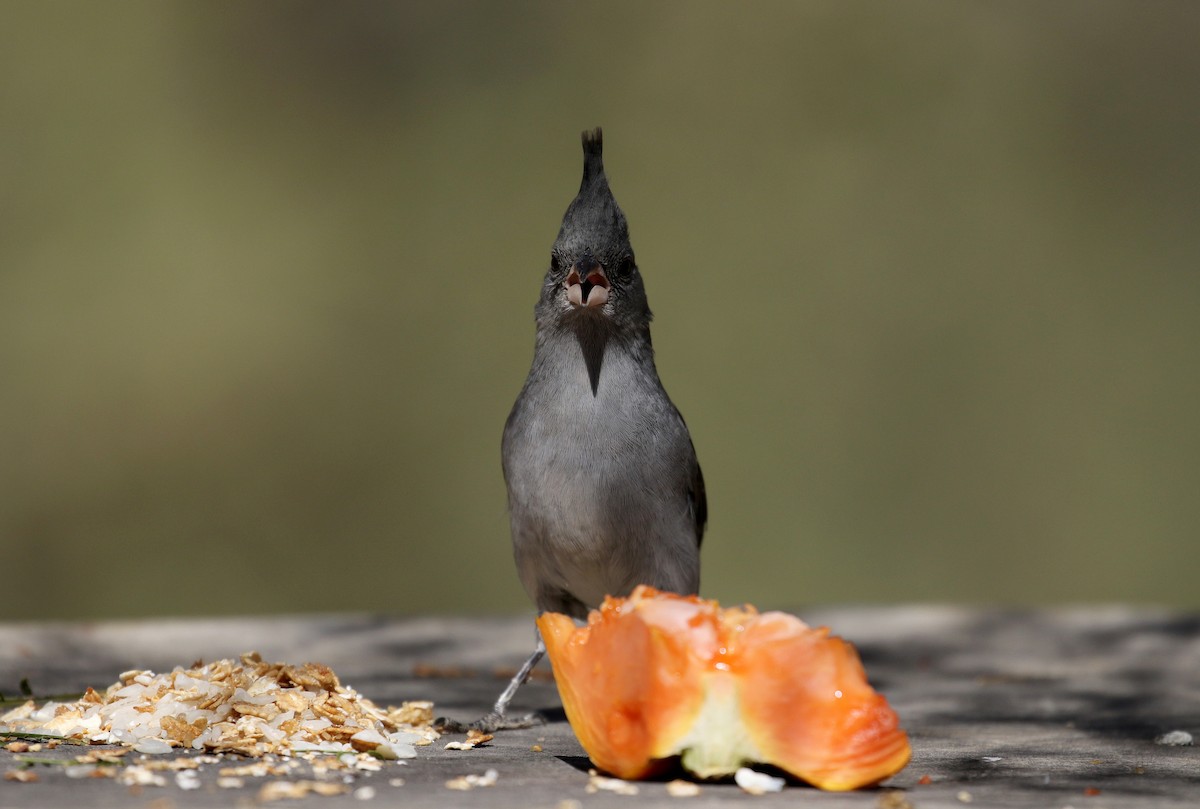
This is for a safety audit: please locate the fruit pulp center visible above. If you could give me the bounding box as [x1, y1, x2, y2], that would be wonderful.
[669, 671, 764, 778]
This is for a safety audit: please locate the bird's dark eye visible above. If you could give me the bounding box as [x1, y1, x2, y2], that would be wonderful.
[550, 253, 562, 271]
[618, 256, 635, 276]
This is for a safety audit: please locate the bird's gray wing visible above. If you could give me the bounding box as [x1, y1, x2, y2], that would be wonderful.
[690, 456, 707, 548]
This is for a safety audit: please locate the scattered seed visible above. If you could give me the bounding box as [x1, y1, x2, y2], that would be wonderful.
[4, 770, 39, 783]
[734, 767, 784, 795]
[666, 778, 701, 797]
[1155, 730, 1193, 746]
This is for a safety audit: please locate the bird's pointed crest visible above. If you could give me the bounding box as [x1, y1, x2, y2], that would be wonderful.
[580, 127, 605, 190]
[554, 126, 630, 257]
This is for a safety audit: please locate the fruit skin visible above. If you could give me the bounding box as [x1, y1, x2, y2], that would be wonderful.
[537, 586, 911, 790]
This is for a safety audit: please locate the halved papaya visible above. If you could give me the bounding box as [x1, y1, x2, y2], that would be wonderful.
[537, 586, 910, 790]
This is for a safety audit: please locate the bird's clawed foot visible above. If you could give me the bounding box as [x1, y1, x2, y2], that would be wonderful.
[435, 711, 545, 734]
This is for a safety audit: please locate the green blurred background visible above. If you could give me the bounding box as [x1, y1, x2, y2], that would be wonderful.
[2, 2, 1198, 620]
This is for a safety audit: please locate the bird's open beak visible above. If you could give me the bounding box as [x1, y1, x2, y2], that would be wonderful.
[565, 263, 610, 309]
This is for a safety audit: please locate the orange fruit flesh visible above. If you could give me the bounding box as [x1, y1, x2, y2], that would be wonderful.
[537, 586, 911, 790]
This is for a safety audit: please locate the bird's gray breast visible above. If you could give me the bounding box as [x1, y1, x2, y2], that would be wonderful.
[502, 338, 699, 613]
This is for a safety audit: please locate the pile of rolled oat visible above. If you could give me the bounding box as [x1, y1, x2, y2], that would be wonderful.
[0, 652, 436, 759]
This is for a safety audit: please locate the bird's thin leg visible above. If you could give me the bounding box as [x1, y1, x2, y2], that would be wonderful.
[436, 633, 547, 733]
[490, 636, 546, 718]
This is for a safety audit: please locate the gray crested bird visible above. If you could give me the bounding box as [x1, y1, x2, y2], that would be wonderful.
[459, 127, 706, 732]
